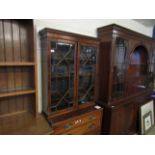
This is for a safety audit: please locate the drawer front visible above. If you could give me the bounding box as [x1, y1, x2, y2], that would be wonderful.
[53, 110, 101, 134]
[85, 129, 101, 135]
[62, 121, 100, 135]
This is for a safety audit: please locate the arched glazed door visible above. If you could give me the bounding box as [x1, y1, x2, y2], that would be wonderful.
[127, 45, 148, 95]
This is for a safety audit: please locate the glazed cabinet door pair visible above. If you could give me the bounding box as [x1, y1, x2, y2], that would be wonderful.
[111, 36, 155, 101]
[49, 39, 97, 113]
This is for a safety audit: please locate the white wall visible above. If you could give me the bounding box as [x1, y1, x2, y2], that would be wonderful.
[34, 19, 153, 113]
[35, 19, 153, 37]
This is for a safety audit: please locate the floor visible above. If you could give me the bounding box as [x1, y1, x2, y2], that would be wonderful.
[0, 114, 53, 135]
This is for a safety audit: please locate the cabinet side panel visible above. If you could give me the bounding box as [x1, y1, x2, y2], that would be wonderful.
[98, 42, 111, 102]
[110, 106, 127, 134]
[41, 38, 48, 115]
[100, 105, 112, 134]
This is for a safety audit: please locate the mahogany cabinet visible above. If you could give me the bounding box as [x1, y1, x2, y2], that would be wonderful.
[97, 24, 155, 134]
[39, 28, 103, 134]
[0, 19, 38, 133]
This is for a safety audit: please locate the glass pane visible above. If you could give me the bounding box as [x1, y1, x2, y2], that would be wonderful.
[148, 47, 155, 88]
[78, 45, 96, 104]
[127, 46, 148, 95]
[50, 41, 75, 112]
[112, 38, 128, 99]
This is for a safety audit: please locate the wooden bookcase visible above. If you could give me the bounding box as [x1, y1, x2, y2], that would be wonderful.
[0, 19, 38, 132]
[97, 24, 155, 134]
[39, 28, 103, 135]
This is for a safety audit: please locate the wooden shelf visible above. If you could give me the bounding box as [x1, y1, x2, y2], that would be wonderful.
[0, 89, 35, 98]
[0, 110, 27, 118]
[0, 62, 35, 67]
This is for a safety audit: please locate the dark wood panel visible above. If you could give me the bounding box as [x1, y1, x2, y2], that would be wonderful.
[22, 67, 34, 89]
[0, 21, 8, 106]
[7, 67, 15, 91]
[40, 37, 49, 115]
[3, 20, 16, 115]
[0, 99, 8, 115]
[26, 20, 34, 61]
[0, 20, 5, 62]
[7, 68, 16, 118]
[7, 68, 17, 118]
[3, 20, 13, 62]
[0, 68, 8, 93]
[98, 42, 111, 102]
[12, 20, 21, 62]
[16, 96, 24, 112]
[18, 21, 34, 114]
[23, 94, 35, 114]
[110, 106, 127, 134]
[0, 67, 34, 92]
[20, 24, 29, 62]
[14, 67, 22, 91]
[8, 97, 17, 113]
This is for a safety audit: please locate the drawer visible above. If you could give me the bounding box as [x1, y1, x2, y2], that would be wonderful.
[62, 121, 101, 135]
[53, 110, 101, 134]
[85, 129, 101, 135]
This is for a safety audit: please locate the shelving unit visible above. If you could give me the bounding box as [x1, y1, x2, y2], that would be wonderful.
[0, 19, 38, 132]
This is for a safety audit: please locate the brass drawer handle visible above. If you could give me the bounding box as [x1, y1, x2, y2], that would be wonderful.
[88, 124, 96, 130]
[64, 123, 73, 130]
[89, 115, 96, 120]
[74, 119, 82, 125]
